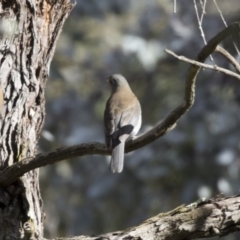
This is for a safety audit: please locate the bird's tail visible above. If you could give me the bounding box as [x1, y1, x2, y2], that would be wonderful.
[110, 141, 125, 173]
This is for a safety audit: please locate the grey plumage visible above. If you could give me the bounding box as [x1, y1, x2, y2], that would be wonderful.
[110, 141, 125, 173]
[104, 74, 142, 173]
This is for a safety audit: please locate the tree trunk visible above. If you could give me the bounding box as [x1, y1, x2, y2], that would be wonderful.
[0, 1, 74, 239]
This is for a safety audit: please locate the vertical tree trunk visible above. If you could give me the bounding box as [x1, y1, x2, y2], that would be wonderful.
[0, 1, 74, 239]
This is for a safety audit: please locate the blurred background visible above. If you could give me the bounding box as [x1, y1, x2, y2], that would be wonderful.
[39, 0, 240, 239]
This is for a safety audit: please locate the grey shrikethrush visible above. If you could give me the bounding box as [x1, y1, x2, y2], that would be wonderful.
[104, 74, 142, 173]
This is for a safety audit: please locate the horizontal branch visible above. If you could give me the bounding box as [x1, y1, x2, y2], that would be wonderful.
[0, 23, 239, 187]
[47, 194, 240, 240]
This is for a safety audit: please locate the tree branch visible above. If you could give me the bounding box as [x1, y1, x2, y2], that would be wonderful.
[0, 23, 239, 187]
[215, 45, 240, 74]
[165, 49, 240, 80]
[45, 194, 240, 240]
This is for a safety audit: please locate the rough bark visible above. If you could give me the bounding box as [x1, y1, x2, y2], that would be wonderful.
[0, 1, 74, 239]
[53, 195, 240, 240]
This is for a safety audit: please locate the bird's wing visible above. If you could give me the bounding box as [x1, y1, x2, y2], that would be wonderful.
[118, 103, 141, 142]
[120, 103, 141, 127]
[104, 107, 114, 148]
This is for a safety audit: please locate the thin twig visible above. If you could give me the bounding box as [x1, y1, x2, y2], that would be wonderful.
[173, 0, 177, 13]
[215, 46, 240, 74]
[213, 0, 227, 27]
[193, 0, 213, 61]
[213, 0, 240, 58]
[199, 0, 206, 24]
[165, 49, 240, 80]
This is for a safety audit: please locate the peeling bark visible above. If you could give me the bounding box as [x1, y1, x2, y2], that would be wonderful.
[0, 1, 74, 239]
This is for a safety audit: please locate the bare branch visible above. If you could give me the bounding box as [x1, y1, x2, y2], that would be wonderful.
[45, 194, 240, 240]
[173, 0, 177, 13]
[0, 23, 239, 187]
[213, 0, 240, 57]
[199, 0, 207, 23]
[215, 45, 240, 74]
[213, 0, 228, 27]
[193, 0, 213, 60]
[165, 49, 240, 80]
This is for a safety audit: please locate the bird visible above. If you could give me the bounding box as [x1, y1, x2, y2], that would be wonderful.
[104, 74, 142, 173]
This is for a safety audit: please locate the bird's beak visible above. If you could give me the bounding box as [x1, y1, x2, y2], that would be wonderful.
[105, 77, 109, 82]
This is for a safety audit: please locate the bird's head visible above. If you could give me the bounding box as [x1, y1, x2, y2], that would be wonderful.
[106, 74, 130, 92]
